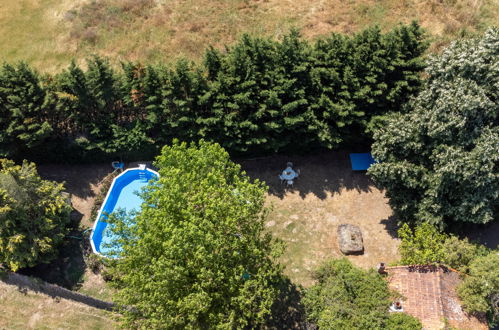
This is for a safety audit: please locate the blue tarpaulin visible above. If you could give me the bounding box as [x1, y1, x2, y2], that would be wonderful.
[349, 153, 375, 171]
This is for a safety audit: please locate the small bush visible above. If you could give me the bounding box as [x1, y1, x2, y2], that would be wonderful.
[398, 223, 447, 265]
[86, 253, 103, 273]
[386, 312, 422, 330]
[82, 28, 98, 45]
[89, 171, 119, 222]
[101, 268, 115, 282]
[0, 159, 72, 271]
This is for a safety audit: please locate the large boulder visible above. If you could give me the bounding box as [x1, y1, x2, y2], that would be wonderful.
[338, 224, 364, 255]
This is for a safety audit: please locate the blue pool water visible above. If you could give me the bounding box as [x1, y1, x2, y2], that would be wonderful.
[90, 168, 158, 256]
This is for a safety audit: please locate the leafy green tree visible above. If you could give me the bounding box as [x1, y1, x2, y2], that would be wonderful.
[458, 252, 499, 322]
[108, 140, 282, 328]
[0, 63, 52, 158]
[369, 28, 499, 227]
[398, 223, 490, 272]
[398, 223, 448, 265]
[0, 159, 71, 271]
[303, 258, 421, 329]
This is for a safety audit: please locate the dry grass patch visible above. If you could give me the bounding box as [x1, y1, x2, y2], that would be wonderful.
[77, 269, 116, 302]
[0, 280, 115, 330]
[0, 0, 85, 72]
[241, 151, 401, 287]
[265, 188, 400, 287]
[0, 0, 497, 71]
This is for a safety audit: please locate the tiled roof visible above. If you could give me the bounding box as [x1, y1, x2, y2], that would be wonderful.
[386, 265, 488, 330]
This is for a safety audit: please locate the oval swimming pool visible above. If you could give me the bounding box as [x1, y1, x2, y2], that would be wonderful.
[90, 166, 159, 256]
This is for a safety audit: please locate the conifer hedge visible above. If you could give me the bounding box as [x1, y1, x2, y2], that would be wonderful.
[0, 23, 427, 162]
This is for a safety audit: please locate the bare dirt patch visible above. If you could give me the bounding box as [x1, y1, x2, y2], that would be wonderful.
[38, 163, 112, 227]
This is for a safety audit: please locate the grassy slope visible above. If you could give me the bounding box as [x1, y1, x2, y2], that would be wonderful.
[0, 0, 497, 72]
[0, 280, 116, 330]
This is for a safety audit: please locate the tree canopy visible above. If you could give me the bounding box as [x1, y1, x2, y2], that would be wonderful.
[368, 28, 499, 227]
[107, 140, 283, 328]
[0, 159, 71, 271]
[458, 252, 499, 322]
[303, 258, 422, 329]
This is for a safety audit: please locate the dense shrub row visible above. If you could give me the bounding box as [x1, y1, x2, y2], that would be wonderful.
[0, 23, 427, 162]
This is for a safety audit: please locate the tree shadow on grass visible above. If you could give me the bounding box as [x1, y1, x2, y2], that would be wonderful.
[37, 163, 112, 200]
[380, 215, 400, 239]
[450, 220, 499, 249]
[264, 276, 315, 330]
[239, 150, 372, 201]
[379, 213, 499, 248]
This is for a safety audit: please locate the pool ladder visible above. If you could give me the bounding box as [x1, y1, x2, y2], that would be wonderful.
[138, 171, 147, 182]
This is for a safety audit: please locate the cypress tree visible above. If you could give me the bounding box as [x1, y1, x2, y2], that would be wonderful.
[160, 59, 211, 144]
[84, 56, 120, 141]
[56, 60, 93, 134]
[311, 32, 362, 145]
[207, 35, 277, 153]
[271, 30, 317, 151]
[0, 63, 52, 158]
